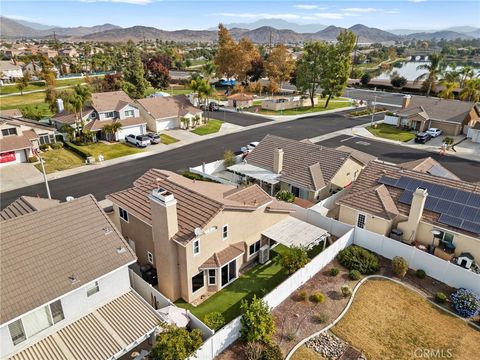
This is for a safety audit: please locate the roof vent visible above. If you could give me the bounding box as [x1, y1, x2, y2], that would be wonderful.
[68, 274, 79, 285]
[116, 246, 126, 254]
[66, 196, 75, 202]
[103, 227, 112, 235]
[150, 187, 175, 205]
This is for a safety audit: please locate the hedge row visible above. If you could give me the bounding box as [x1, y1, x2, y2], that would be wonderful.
[64, 142, 92, 159]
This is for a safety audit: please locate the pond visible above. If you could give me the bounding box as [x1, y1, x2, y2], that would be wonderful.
[374, 61, 480, 81]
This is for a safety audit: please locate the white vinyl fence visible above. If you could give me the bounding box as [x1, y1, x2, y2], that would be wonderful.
[353, 227, 480, 294]
[189, 229, 355, 360]
[292, 206, 353, 237]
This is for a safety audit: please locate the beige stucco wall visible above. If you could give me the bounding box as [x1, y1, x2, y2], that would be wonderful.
[338, 205, 392, 236]
[330, 158, 363, 190]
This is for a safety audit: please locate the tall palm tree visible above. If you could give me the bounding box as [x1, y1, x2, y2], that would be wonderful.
[110, 121, 123, 141]
[201, 62, 216, 82]
[415, 53, 443, 97]
[459, 79, 480, 102]
[62, 92, 83, 138]
[438, 80, 458, 99]
[458, 66, 474, 88]
[102, 123, 114, 141]
[72, 84, 92, 121]
[197, 79, 215, 121]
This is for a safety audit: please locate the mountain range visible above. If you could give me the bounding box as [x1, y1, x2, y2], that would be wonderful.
[1, 17, 478, 44]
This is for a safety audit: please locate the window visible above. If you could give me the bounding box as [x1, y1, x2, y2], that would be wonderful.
[147, 251, 154, 264]
[357, 213, 366, 229]
[105, 111, 115, 118]
[221, 260, 237, 287]
[86, 281, 100, 297]
[49, 300, 64, 323]
[222, 225, 229, 240]
[39, 133, 55, 145]
[249, 240, 261, 256]
[22, 306, 52, 338]
[191, 271, 204, 292]
[119, 207, 129, 222]
[8, 320, 26, 345]
[208, 269, 216, 285]
[193, 239, 200, 255]
[125, 110, 134, 117]
[2, 128, 17, 136]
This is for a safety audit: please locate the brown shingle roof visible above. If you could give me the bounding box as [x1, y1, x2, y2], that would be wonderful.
[52, 108, 93, 125]
[0, 109, 22, 118]
[199, 242, 245, 269]
[0, 196, 60, 220]
[338, 161, 480, 235]
[0, 195, 136, 324]
[0, 130, 37, 153]
[136, 95, 201, 119]
[91, 90, 134, 113]
[246, 135, 350, 191]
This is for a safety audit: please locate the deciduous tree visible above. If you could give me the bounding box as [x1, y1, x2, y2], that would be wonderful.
[121, 41, 150, 98]
[151, 323, 203, 360]
[265, 44, 295, 87]
[240, 295, 276, 344]
[214, 24, 238, 79]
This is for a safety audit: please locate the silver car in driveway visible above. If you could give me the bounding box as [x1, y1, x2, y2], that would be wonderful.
[426, 128, 442, 138]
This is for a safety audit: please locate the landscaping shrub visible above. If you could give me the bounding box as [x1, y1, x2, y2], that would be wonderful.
[261, 343, 283, 360]
[341, 284, 352, 297]
[28, 156, 38, 163]
[280, 246, 310, 275]
[245, 342, 264, 360]
[51, 142, 63, 149]
[275, 190, 295, 203]
[392, 256, 409, 278]
[296, 290, 307, 301]
[312, 312, 329, 324]
[349, 269, 362, 280]
[223, 149, 236, 167]
[337, 245, 379, 274]
[360, 72, 371, 86]
[385, 111, 396, 116]
[416, 269, 426, 279]
[285, 331, 296, 341]
[39, 144, 50, 151]
[435, 292, 447, 304]
[451, 288, 480, 318]
[309, 291, 325, 304]
[151, 323, 203, 360]
[203, 312, 225, 331]
[350, 107, 387, 117]
[329, 267, 339, 277]
[390, 75, 407, 88]
[240, 295, 276, 343]
[64, 141, 92, 159]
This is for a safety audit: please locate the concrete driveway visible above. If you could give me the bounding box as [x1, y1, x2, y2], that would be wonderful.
[0, 163, 44, 193]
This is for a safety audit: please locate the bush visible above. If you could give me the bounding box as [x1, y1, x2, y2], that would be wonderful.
[151, 323, 203, 360]
[261, 343, 283, 360]
[349, 269, 362, 280]
[341, 284, 352, 297]
[435, 292, 447, 304]
[329, 267, 339, 277]
[281, 247, 310, 275]
[416, 269, 426, 279]
[275, 190, 295, 203]
[223, 149, 236, 167]
[337, 245, 379, 274]
[385, 111, 396, 116]
[443, 136, 454, 145]
[392, 256, 409, 278]
[51, 142, 63, 149]
[39, 144, 50, 151]
[245, 342, 264, 360]
[390, 75, 407, 88]
[360, 72, 371, 86]
[240, 295, 276, 343]
[297, 290, 307, 301]
[451, 288, 480, 318]
[204, 312, 225, 330]
[309, 291, 325, 304]
[28, 156, 38, 163]
[285, 331, 296, 341]
[64, 141, 92, 159]
[312, 312, 329, 324]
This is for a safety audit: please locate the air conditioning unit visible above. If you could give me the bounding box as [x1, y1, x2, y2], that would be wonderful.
[258, 245, 270, 264]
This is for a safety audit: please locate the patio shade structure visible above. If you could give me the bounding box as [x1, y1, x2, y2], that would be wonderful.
[227, 163, 280, 185]
[261, 216, 329, 249]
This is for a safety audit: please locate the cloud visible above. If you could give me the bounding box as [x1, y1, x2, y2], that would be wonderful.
[4, 15, 33, 21]
[293, 4, 327, 10]
[408, 0, 427, 2]
[79, 0, 153, 4]
[341, 8, 377, 13]
[312, 12, 345, 20]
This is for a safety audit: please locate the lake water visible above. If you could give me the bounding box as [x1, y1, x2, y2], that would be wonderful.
[374, 61, 480, 81]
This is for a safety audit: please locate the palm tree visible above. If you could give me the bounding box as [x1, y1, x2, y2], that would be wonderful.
[102, 123, 114, 141]
[438, 80, 458, 99]
[110, 121, 123, 141]
[415, 53, 443, 97]
[197, 79, 215, 121]
[459, 79, 480, 102]
[458, 66, 474, 88]
[201, 62, 216, 82]
[61, 92, 83, 139]
[72, 84, 92, 122]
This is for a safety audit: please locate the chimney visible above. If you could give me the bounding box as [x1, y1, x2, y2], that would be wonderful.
[56, 98, 64, 113]
[273, 148, 284, 174]
[397, 187, 428, 243]
[149, 187, 178, 239]
[402, 95, 411, 109]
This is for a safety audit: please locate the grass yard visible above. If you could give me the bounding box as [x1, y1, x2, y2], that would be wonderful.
[367, 123, 416, 142]
[331, 279, 480, 360]
[160, 134, 179, 145]
[0, 77, 89, 96]
[190, 119, 223, 136]
[291, 346, 324, 360]
[0, 91, 50, 109]
[175, 245, 292, 323]
[256, 98, 350, 116]
[79, 143, 143, 160]
[35, 148, 84, 173]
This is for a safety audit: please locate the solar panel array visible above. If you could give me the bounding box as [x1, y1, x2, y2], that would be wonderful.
[378, 175, 480, 235]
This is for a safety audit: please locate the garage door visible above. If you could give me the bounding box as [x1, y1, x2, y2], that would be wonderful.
[156, 118, 177, 131]
[0, 150, 26, 167]
[117, 125, 145, 140]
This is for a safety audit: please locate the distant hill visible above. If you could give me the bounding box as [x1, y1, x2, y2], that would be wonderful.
[0, 17, 38, 37]
[349, 24, 399, 43]
[14, 19, 54, 30]
[218, 19, 327, 33]
[405, 31, 474, 41]
[45, 24, 121, 37]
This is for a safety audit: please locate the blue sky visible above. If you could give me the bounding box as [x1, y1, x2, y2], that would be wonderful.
[2, 1, 479, 30]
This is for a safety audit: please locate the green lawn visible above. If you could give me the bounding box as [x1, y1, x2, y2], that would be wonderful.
[0, 77, 90, 95]
[190, 119, 223, 136]
[78, 143, 143, 160]
[175, 245, 292, 323]
[145, 86, 193, 97]
[36, 148, 84, 173]
[160, 134, 179, 145]
[367, 123, 416, 142]
[256, 98, 351, 116]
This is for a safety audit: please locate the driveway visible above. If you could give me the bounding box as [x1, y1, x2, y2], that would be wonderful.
[0, 163, 44, 193]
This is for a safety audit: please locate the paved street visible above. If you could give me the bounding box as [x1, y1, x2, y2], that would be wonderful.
[209, 110, 272, 126]
[317, 135, 480, 183]
[0, 109, 372, 209]
[343, 88, 405, 107]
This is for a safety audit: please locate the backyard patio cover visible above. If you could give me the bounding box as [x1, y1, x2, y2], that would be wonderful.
[261, 217, 329, 249]
[228, 163, 280, 185]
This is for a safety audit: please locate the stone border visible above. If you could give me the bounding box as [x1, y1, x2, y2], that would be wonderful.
[285, 275, 480, 360]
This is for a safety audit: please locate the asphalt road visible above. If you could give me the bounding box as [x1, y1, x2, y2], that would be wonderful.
[343, 88, 405, 107]
[317, 135, 480, 183]
[209, 109, 272, 126]
[0, 109, 372, 209]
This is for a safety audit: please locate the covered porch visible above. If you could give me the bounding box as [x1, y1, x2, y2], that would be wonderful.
[227, 162, 281, 195]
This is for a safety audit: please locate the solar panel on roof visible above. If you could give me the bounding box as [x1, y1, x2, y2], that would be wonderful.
[378, 176, 398, 187]
[396, 176, 411, 189]
[461, 207, 478, 222]
[438, 214, 463, 228]
[466, 193, 480, 208]
[424, 196, 439, 211]
[429, 184, 446, 198]
[434, 199, 452, 213]
[405, 179, 423, 191]
[453, 190, 471, 204]
[399, 190, 413, 205]
[442, 187, 458, 201]
[446, 203, 464, 217]
[461, 221, 480, 235]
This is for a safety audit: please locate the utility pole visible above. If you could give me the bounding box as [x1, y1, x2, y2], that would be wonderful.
[370, 87, 377, 127]
[35, 150, 51, 199]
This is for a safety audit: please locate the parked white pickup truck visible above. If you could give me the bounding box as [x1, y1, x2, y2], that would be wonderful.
[125, 134, 150, 148]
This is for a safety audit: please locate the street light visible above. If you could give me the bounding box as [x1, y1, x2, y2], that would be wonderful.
[370, 87, 377, 127]
[35, 150, 51, 200]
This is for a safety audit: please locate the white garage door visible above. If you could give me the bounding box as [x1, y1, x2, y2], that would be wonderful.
[117, 125, 145, 141]
[0, 150, 27, 167]
[156, 118, 177, 131]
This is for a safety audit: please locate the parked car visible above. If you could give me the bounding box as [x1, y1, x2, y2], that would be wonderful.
[426, 128, 442, 138]
[146, 133, 161, 144]
[200, 102, 220, 111]
[125, 134, 150, 147]
[241, 141, 259, 153]
[415, 132, 432, 144]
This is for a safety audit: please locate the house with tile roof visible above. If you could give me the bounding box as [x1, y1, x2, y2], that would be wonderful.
[0, 115, 56, 166]
[0, 195, 165, 360]
[394, 95, 479, 136]
[228, 135, 366, 202]
[52, 90, 147, 141]
[107, 169, 294, 303]
[336, 161, 480, 263]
